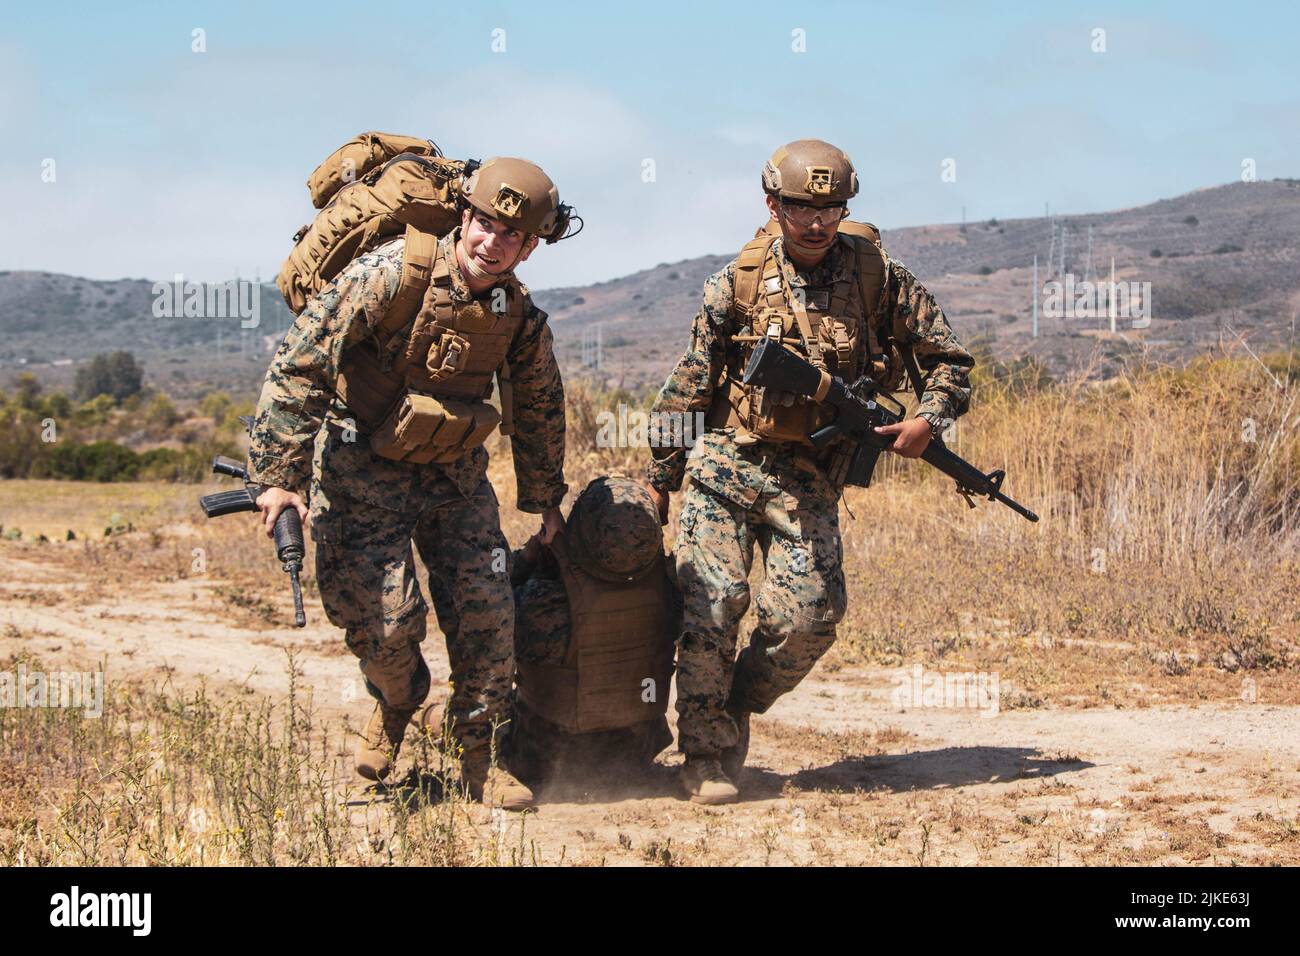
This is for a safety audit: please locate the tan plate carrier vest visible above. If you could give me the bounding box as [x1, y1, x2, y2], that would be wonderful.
[272, 133, 522, 464]
[334, 235, 526, 464]
[515, 534, 676, 735]
[705, 220, 924, 445]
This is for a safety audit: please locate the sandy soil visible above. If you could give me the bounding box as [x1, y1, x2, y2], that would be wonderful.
[2, 545, 1297, 866]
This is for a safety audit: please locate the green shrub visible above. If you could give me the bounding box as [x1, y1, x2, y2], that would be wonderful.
[74, 350, 144, 402]
[144, 393, 180, 428]
[44, 441, 141, 481]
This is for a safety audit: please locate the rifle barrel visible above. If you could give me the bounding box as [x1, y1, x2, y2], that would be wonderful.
[993, 492, 1039, 522]
[288, 568, 306, 628]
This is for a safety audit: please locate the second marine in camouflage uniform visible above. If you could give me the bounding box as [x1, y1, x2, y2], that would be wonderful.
[647, 140, 974, 803]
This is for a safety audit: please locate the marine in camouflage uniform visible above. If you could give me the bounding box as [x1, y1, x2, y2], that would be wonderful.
[248, 160, 571, 809]
[647, 140, 974, 803]
[508, 476, 678, 786]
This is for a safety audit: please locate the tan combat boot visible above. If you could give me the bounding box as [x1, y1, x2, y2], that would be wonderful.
[355, 701, 416, 781]
[721, 708, 750, 781]
[412, 701, 447, 743]
[680, 754, 739, 805]
[461, 749, 535, 812]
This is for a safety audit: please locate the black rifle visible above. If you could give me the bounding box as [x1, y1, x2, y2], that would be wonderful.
[742, 338, 1039, 522]
[197, 425, 307, 626]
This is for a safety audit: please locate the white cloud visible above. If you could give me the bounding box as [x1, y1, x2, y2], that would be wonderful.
[1, 48, 775, 290]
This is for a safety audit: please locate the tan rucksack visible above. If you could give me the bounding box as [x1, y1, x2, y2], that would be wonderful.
[276, 132, 466, 321]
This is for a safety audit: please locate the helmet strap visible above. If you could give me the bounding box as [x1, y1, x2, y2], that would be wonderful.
[457, 242, 501, 282]
[783, 232, 834, 264]
[455, 227, 531, 283]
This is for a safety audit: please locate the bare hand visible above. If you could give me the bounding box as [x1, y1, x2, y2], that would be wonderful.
[255, 486, 309, 538]
[874, 418, 933, 459]
[538, 506, 565, 545]
[645, 482, 670, 526]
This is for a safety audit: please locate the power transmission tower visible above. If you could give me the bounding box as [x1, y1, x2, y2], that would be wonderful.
[1045, 220, 1057, 281]
[581, 324, 603, 370]
[1032, 255, 1039, 339]
[1109, 257, 1117, 334]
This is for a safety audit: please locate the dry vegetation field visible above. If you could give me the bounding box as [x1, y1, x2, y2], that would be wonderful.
[2, 347, 1298, 866]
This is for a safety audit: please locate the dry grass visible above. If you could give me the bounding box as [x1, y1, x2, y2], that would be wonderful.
[0, 479, 214, 542]
[0, 652, 537, 866]
[1, 347, 1298, 866]
[827, 348, 1300, 707]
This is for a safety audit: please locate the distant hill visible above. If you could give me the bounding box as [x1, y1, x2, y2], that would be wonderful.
[532, 179, 1300, 385]
[0, 273, 296, 399]
[4, 179, 1299, 399]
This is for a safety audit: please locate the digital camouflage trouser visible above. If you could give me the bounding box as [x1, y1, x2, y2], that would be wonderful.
[673, 474, 847, 756]
[310, 427, 514, 754]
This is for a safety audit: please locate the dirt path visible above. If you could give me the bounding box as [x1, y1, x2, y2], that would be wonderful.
[3, 546, 1296, 865]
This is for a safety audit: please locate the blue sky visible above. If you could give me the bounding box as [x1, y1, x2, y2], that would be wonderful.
[3, 0, 1298, 289]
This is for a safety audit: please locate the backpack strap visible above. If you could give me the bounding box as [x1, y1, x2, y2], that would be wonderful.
[896, 324, 926, 403]
[710, 234, 779, 418]
[852, 235, 925, 402]
[388, 237, 455, 378]
[379, 224, 438, 337]
[782, 263, 823, 366]
[497, 285, 527, 437]
[732, 234, 779, 319]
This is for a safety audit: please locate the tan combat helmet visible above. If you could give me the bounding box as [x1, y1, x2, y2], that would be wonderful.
[761, 139, 859, 204]
[461, 156, 579, 243]
[567, 476, 664, 583]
